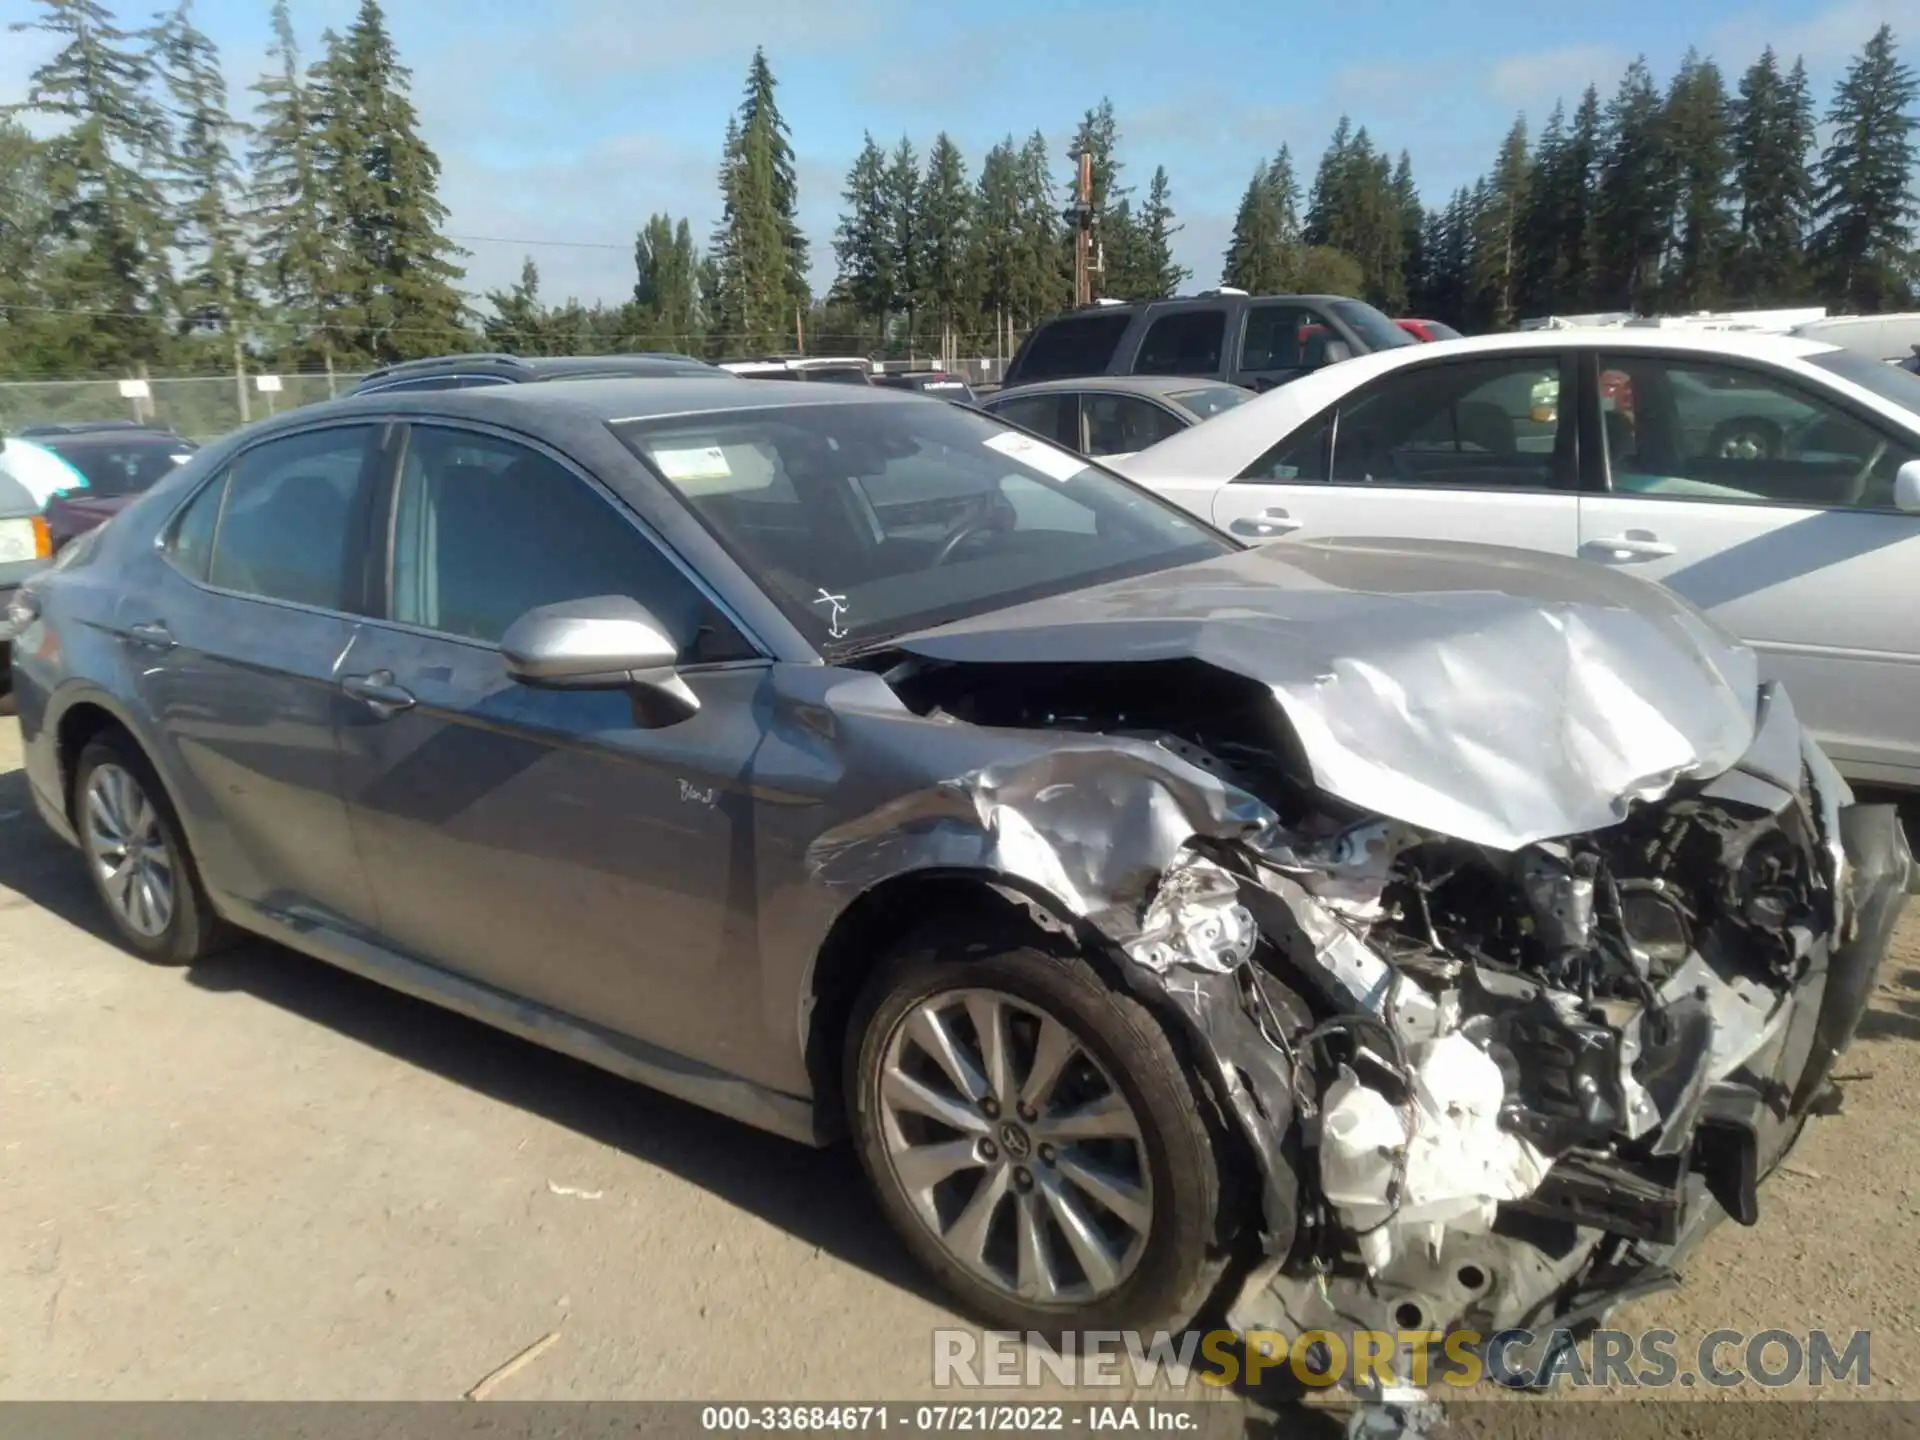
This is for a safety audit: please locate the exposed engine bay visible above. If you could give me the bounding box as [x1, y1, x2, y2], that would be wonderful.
[860, 651, 1911, 1391]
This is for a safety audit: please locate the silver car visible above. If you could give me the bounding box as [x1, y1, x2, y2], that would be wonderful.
[8, 379, 1907, 1388]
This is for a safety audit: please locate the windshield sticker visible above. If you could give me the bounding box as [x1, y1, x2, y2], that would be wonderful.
[650, 445, 733, 484]
[812, 587, 851, 640]
[983, 430, 1088, 483]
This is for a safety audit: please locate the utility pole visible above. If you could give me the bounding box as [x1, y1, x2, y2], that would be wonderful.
[1069, 149, 1095, 308]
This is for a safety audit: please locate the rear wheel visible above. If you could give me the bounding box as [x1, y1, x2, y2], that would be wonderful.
[74, 733, 226, 965]
[848, 936, 1231, 1335]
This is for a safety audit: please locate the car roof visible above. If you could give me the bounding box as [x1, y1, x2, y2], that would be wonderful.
[357, 352, 719, 387]
[988, 375, 1239, 400]
[254, 375, 918, 434]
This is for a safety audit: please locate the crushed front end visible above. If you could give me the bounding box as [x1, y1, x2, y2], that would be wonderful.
[1134, 683, 1911, 1385]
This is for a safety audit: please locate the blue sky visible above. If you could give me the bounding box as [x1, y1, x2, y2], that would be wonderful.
[4, 0, 1917, 313]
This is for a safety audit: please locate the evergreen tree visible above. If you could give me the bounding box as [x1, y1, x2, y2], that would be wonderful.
[916, 134, 973, 360]
[1391, 151, 1422, 314]
[0, 119, 59, 376]
[968, 137, 1021, 356]
[1132, 166, 1188, 298]
[1063, 99, 1137, 295]
[1303, 117, 1401, 306]
[7, 0, 176, 372]
[830, 133, 894, 345]
[152, 0, 251, 381]
[633, 213, 700, 352]
[1470, 116, 1529, 329]
[1513, 101, 1566, 317]
[1303, 117, 1353, 247]
[312, 0, 467, 362]
[1663, 50, 1735, 309]
[738, 48, 809, 315]
[483, 257, 555, 354]
[884, 137, 922, 350]
[1223, 156, 1289, 292]
[1013, 131, 1064, 325]
[248, 0, 338, 369]
[1730, 50, 1815, 304]
[1594, 57, 1677, 311]
[1810, 24, 1919, 311]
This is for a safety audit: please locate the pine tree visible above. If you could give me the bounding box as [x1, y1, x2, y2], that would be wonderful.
[248, 0, 338, 370]
[1594, 57, 1677, 311]
[884, 137, 921, 351]
[313, 0, 467, 362]
[1663, 50, 1735, 309]
[916, 134, 973, 362]
[968, 137, 1021, 357]
[633, 213, 700, 352]
[152, 0, 251, 387]
[830, 134, 894, 345]
[1063, 99, 1137, 296]
[1013, 131, 1063, 326]
[1471, 116, 1530, 329]
[1303, 118, 1401, 306]
[1514, 101, 1566, 317]
[1303, 117, 1353, 247]
[1223, 157, 1289, 292]
[0, 119, 58, 376]
[1810, 24, 1919, 311]
[483, 257, 553, 354]
[7, 0, 176, 372]
[1132, 166, 1188, 298]
[1391, 151, 1422, 315]
[1731, 53, 1818, 304]
[739, 48, 809, 316]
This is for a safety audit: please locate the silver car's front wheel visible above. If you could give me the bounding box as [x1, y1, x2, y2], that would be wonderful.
[851, 939, 1230, 1334]
[84, 761, 175, 938]
[877, 987, 1154, 1306]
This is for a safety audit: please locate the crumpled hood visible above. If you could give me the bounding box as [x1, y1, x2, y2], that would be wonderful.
[891, 536, 1762, 850]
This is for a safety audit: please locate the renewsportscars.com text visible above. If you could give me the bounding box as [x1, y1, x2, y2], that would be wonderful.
[932, 1327, 1872, 1391]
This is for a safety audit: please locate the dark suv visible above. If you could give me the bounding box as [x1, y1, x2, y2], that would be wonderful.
[16, 422, 200, 553]
[352, 352, 721, 395]
[1002, 292, 1414, 393]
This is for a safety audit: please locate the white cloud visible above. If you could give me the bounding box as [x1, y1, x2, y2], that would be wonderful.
[1486, 42, 1633, 110]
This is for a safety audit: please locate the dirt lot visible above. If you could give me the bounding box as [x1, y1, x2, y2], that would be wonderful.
[2, 713, 1918, 1412]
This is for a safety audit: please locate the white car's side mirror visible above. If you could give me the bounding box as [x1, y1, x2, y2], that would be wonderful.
[1896, 459, 1920, 513]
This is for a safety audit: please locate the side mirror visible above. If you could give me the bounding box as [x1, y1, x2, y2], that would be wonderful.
[501, 594, 700, 721]
[1320, 339, 1354, 365]
[1897, 459, 1920, 514]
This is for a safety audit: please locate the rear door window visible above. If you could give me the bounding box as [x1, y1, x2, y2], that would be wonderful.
[987, 393, 1076, 448]
[1081, 394, 1188, 455]
[1012, 312, 1132, 381]
[1132, 309, 1227, 377]
[205, 426, 376, 609]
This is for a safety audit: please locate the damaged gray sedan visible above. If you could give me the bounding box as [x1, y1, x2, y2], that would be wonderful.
[9, 378, 1910, 1380]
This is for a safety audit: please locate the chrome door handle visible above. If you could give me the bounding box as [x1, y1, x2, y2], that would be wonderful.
[126, 621, 176, 651]
[341, 670, 416, 718]
[1230, 507, 1304, 538]
[1583, 533, 1676, 561]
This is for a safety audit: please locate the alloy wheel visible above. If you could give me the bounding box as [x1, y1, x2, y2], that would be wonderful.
[83, 762, 175, 939]
[876, 986, 1153, 1307]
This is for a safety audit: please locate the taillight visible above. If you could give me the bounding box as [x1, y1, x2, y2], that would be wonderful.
[31, 515, 50, 559]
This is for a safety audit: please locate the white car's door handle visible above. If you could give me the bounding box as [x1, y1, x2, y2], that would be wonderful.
[1230, 507, 1303, 538]
[1583, 533, 1676, 561]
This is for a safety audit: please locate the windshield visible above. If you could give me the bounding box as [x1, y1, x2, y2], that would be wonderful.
[1330, 299, 1417, 350]
[1168, 384, 1253, 419]
[612, 400, 1232, 653]
[1807, 348, 1920, 417]
[40, 436, 194, 497]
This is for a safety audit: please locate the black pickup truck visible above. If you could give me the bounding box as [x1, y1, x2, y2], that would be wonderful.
[1002, 290, 1414, 393]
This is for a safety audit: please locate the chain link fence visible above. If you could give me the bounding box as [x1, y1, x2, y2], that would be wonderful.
[0, 372, 372, 442]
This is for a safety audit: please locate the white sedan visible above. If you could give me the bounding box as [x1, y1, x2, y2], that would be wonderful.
[1115, 327, 1920, 791]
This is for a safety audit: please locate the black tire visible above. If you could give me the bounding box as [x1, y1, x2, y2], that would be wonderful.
[847, 935, 1232, 1337]
[72, 731, 228, 965]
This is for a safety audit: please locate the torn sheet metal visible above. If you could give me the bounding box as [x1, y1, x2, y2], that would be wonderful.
[889, 536, 1760, 851]
[1126, 852, 1257, 974]
[1320, 1032, 1554, 1274]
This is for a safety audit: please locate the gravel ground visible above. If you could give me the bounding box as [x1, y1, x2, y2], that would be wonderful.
[1, 715, 1916, 1419]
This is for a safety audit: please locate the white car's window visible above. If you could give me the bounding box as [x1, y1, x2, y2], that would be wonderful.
[1596, 356, 1919, 509]
[1237, 356, 1572, 491]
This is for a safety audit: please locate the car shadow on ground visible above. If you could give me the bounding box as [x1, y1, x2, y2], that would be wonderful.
[0, 767, 941, 1312]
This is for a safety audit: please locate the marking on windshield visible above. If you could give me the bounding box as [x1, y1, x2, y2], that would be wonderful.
[813, 588, 851, 639]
